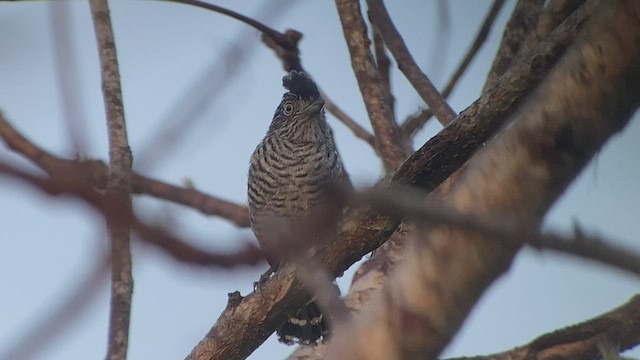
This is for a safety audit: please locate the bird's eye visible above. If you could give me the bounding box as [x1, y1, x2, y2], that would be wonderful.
[282, 102, 295, 116]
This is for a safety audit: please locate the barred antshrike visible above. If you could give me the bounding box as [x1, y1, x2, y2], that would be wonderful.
[248, 71, 350, 345]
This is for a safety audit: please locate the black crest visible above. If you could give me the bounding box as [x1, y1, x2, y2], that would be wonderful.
[282, 71, 320, 100]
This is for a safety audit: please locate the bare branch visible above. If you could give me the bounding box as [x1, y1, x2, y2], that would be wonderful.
[401, 0, 508, 137]
[366, 0, 456, 126]
[335, 0, 408, 171]
[159, 0, 293, 55]
[485, 0, 546, 89]
[0, 114, 250, 227]
[372, 28, 394, 115]
[447, 295, 640, 360]
[326, 0, 640, 357]
[89, 1, 134, 358]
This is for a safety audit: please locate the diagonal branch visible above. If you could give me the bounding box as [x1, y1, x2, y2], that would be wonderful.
[367, 0, 456, 126]
[401, 0, 508, 136]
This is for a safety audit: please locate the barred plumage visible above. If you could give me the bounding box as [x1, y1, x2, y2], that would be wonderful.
[248, 71, 349, 345]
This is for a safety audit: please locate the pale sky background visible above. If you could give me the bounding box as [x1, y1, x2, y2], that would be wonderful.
[1, 1, 639, 359]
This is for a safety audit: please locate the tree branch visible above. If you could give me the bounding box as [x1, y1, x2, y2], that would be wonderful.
[0, 161, 263, 269]
[89, 2, 134, 358]
[335, 0, 408, 171]
[447, 295, 640, 360]
[366, 0, 457, 126]
[0, 114, 250, 227]
[484, 0, 546, 89]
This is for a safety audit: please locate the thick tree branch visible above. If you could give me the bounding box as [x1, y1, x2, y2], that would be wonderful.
[335, 0, 408, 171]
[367, 0, 457, 126]
[326, 1, 640, 358]
[89, 2, 134, 358]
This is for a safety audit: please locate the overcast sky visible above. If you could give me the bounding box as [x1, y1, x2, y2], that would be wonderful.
[0, 1, 638, 359]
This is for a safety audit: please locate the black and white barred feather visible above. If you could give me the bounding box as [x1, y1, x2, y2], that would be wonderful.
[248, 71, 349, 345]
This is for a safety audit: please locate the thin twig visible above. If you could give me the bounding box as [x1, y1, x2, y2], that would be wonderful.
[372, 27, 394, 115]
[89, 1, 134, 359]
[335, 0, 408, 171]
[158, 0, 290, 50]
[401, 0, 507, 136]
[367, 0, 456, 126]
[0, 161, 264, 268]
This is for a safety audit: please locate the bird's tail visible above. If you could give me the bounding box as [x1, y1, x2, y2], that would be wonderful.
[277, 301, 329, 345]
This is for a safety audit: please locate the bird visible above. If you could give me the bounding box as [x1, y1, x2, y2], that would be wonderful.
[247, 70, 350, 345]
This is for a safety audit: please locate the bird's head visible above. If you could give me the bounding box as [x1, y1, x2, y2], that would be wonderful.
[268, 71, 326, 134]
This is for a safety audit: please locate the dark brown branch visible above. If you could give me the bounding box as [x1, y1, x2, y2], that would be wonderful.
[367, 0, 457, 126]
[402, 0, 508, 137]
[90, 1, 134, 358]
[521, 0, 586, 59]
[484, 0, 546, 89]
[335, 0, 408, 171]
[372, 27, 394, 116]
[0, 114, 250, 227]
[447, 295, 640, 360]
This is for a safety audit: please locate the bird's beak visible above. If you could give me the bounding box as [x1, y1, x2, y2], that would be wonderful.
[304, 97, 325, 116]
